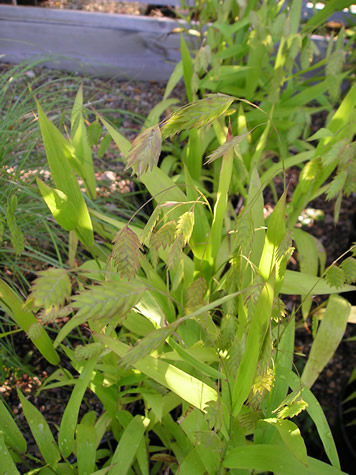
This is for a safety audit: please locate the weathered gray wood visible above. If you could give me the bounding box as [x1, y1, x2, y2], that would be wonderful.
[120, 0, 194, 6]
[0, 3, 354, 81]
[0, 5, 185, 80]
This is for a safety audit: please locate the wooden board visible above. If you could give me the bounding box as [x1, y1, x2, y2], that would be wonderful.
[0, 3, 354, 81]
[0, 5, 185, 80]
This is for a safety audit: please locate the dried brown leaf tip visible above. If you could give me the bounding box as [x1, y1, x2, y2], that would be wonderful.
[125, 124, 161, 177]
[111, 226, 142, 280]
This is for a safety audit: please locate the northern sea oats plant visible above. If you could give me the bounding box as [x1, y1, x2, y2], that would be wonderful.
[0, 84, 355, 473]
[0, 2, 355, 472]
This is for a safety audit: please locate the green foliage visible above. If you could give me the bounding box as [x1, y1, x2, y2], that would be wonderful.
[1, 2, 356, 472]
[6, 195, 24, 256]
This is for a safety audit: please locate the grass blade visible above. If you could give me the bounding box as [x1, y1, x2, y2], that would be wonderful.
[77, 415, 97, 475]
[71, 85, 97, 200]
[36, 178, 79, 231]
[36, 102, 94, 247]
[0, 432, 19, 475]
[232, 274, 275, 416]
[224, 444, 343, 474]
[108, 415, 148, 475]
[302, 295, 351, 388]
[286, 370, 340, 469]
[0, 279, 59, 365]
[58, 356, 97, 457]
[0, 401, 27, 454]
[281, 270, 356, 295]
[17, 389, 60, 467]
[95, 333, 217, 411]
[180, 34, 194, 102]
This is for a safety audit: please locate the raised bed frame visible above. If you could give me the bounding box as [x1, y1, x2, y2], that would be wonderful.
[0, 1, 355, 81]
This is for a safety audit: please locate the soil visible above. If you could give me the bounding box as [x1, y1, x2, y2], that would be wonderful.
[1, 59, 356, 472]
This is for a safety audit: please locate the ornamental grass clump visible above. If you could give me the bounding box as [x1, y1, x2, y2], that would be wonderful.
[0, 82, 355, 473]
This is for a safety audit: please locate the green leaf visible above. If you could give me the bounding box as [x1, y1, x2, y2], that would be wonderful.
[0, 279, 59, 365]
[115, 411, 149, 475]
[108, 415, 148, 475]
[36, 102, 94, 247]
[17, 389, 60, 467]
[71, 85, 97, 199]
[58, 356, 97, 457]
[281, 270, 356, 295]
[0, 213, 5, 244]
[167, 338, 220, 380]
[259, 191, 287, 281]
[286, 370, 340, 469]
[95, 333, 217, 411]
[143, 98, 179, 130]
[87, 119, 102, 147]
[267, 317, 295, 417]
[307, 128, 334, 142]
[6, 196, 24, 256]
[180, 34, 194, 103]
[302, 295, 351, 388]
[36, 178, 79, 231]
[177, 448, 206, 474]
[260, 418, 308, 466]
[224, 445, 343, 474]
[0, 432, 19, 475]
[126, 124, 161, 177]
[164, 60, 183, 100]
[96, 111, 131, 158]
[76, 414, 97, 475]
[247, 40, 266, 98]
[232, 274, 275, 416]
[293, 229, 320, 318]
[97, 134, 112, 158]
[0, 401, 27, 454]
[247, 166, 265, 267]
